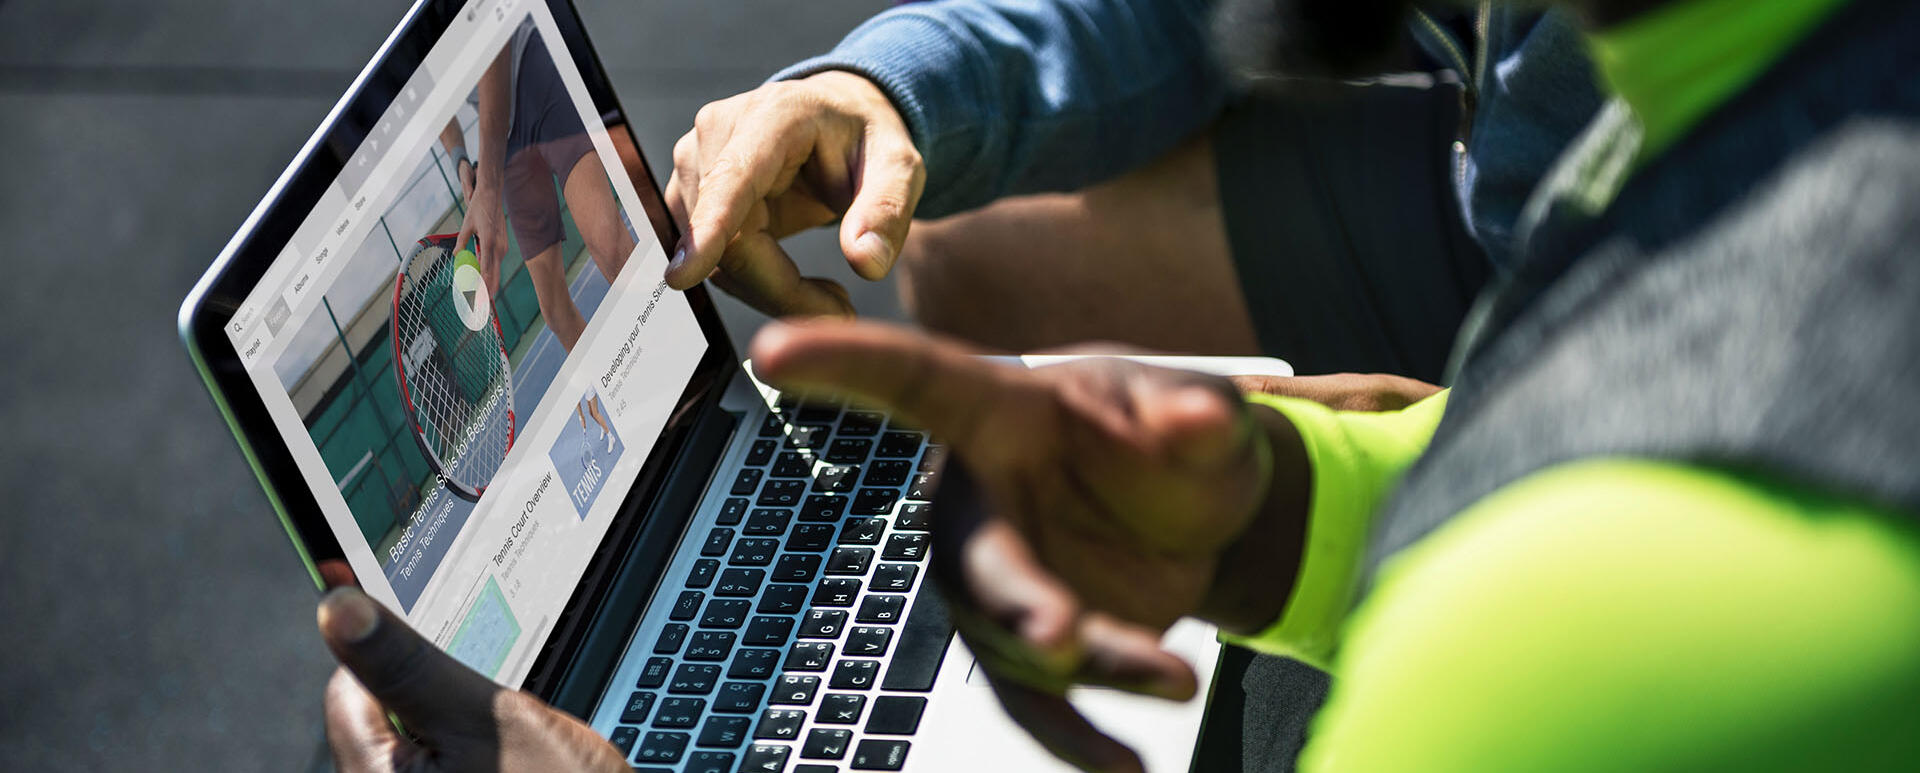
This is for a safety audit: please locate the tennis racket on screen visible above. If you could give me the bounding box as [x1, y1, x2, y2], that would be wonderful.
[391, 233, 515, 502]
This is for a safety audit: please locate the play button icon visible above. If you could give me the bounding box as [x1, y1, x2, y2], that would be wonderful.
[450, 249, 490, 332]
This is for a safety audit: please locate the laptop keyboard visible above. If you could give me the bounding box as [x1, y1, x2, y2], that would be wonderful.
[597, 393, 951, 772]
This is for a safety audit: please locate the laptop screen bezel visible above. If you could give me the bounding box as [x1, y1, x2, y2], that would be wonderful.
[178, 0, 738, 701]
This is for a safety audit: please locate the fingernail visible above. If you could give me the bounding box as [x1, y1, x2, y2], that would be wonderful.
[855, 231, 892, 265]
[318, 588, 380, 643]
[667, 243, 688, 273]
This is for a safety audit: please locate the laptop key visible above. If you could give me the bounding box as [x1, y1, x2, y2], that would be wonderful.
[718, 497, 752, 525]
[882, 533, 930, 562]
[713, 681, 766, 714]
[609, 725, 639, 756]
[634, 731, 690, 764]
[772, 451, 814, 478]
[825, 438, 872, 465]
[786, 523, 837, 552]
[684, 750, 736, 773]
[772, 553, 821, 583]
[669, 590, 704, 621]
[798, 399, 842, 424]
[740, 743, 792, 773]
[654, 624, 688, 655]
[746, 439, 778, 466]
[851, 739, 910, 771]
[839, 411, 885, 436]
[743, 509, 792, 536]
[845, 626, 893, 657]
[800, 609, 849, 639]
[755, 708, 808, 740]
[785, 642, 835, 671]
[668, 665, 721, 695]
[851, 489, 898, 516]
[814, 464, 859, 493]
[758, 584, 808, 614]
[871, 564, 917, 593]
[875, 430, 923, 458]
[685, 559, 720, 589]
[729, 538, 780, 566]
[701, 599, 752, 629]
[785, 425, 831, 449]
[892, 503, 932, 531]
[865, 696, 927, 735]
[906, 472, 939, 501]
[758, 412, 786, 437]
[743, 616, 795, 647]
[818, 693, 867, 725]
[715, 568, 765, 597]
[800, 494, 850, 521]
[653, 697, 704, 728]
[700, 528, 734, 557]
[731, 468, 763, 496]
[812, 578, 861, 607]
[636, 656, 673, 688]
[794, 766, 840, 773]
[685, 631, 735, 661]
[864, 460, 912, 487]
[856, 595, 907, 624]
[881, 589, 953, 692]
[621, 691, 658, 724]
[758, 479, 805, 507]
[826, 547, 874, 576]
[729, 648, 782, 680]
[771, 674, 821, 706]
[830, 659, 881, 689]
[802, 728, 854, 760]
[696, 716, 750, 748]
[838, 518, 886, 545]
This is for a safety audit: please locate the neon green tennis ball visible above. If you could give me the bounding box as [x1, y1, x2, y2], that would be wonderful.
[450, 249, 490, 332]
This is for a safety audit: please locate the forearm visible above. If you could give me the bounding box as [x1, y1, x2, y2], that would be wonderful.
[474, 50, 511, 183]
[438, 118, 466, 158]
[773, 0, 1230, 216]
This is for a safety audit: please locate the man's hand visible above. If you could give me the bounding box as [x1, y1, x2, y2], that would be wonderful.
[750, 321, 1309, 772]
[455, 179, 507, 294]
[318, 588, 628, 773]
[665, 71, 925, 318]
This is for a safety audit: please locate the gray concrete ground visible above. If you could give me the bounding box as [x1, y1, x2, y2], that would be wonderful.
[0, 1, 894, 769]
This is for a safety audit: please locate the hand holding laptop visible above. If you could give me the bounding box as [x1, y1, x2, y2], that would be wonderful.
[749, 320, 1311, 772]
[318, 588, 630, 773]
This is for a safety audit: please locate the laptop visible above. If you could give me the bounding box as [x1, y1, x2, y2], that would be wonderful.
[178, 2, 1291, 770]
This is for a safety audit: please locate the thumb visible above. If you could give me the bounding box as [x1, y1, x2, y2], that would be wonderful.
[839, 132, 924, 281]
[317, 587, 500, 738]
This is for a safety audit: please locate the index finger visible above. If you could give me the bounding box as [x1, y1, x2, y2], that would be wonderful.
[667, 113, 816, 290]
[748, 320, 1039, 462]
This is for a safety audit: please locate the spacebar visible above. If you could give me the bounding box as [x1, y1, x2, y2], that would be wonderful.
[881, 588, 953, 691]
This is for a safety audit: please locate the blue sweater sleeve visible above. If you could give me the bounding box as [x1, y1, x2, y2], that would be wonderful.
[772, 0, 1230, 218]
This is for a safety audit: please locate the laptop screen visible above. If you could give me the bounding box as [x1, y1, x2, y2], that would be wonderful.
[220, 0, 706, 687]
